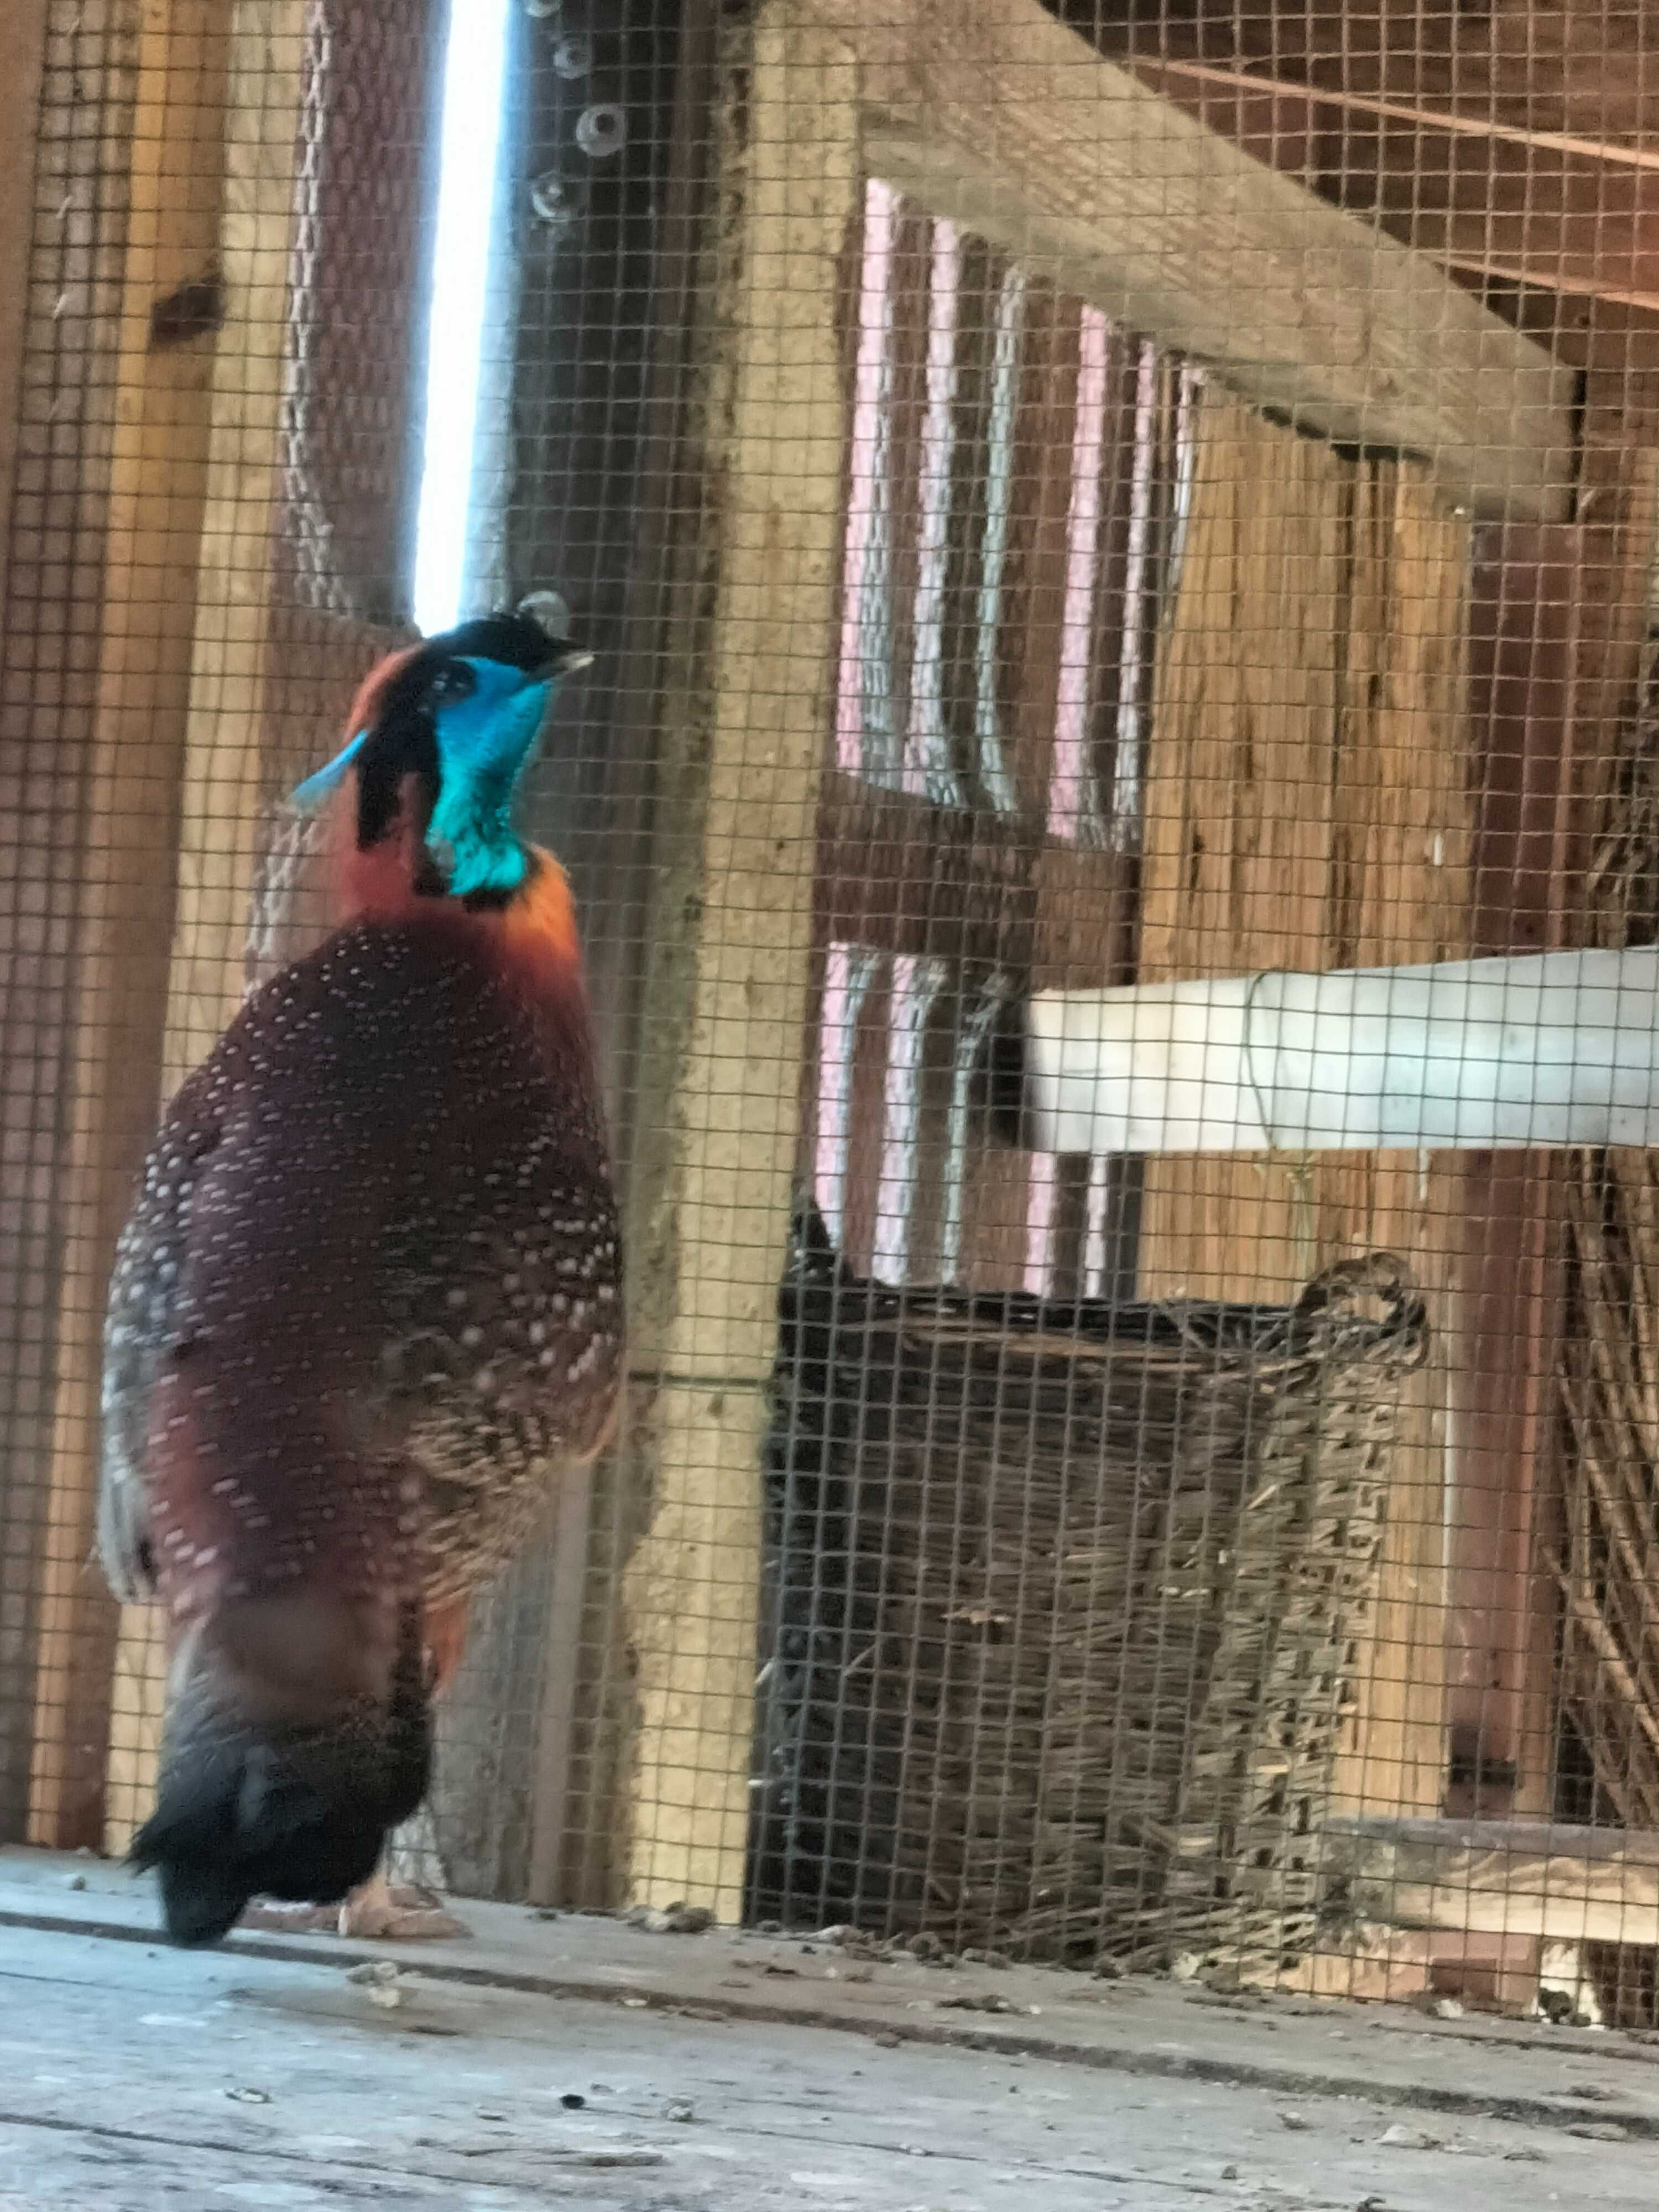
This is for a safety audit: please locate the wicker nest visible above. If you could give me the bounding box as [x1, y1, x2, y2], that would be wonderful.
[752, 1211, 1427, 1975]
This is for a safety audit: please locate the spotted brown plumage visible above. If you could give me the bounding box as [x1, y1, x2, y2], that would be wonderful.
[100, 607, 623, 1947]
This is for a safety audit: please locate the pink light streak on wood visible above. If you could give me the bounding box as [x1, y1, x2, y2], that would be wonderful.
[905, 216, 962, 802]
[1110, 341, 1160, 839]
[836, 179, 899, 776]
[873, 952, 945, 1284]
[1024, 1150, 1058, 1296]
[1083, 1157, 1114, 1296]
[814, 940, 877, 1250]
[1047, 306, 1111, 846]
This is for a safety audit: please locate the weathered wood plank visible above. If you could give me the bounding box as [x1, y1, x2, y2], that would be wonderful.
[806, 0, 1574, 522]
[1136, 397, 1473, 1833]
[1325, 1815, 1659, 1945]
[1136, 389, 1347, 1306]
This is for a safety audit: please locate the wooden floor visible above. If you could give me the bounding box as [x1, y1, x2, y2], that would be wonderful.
[1, 1850, 1657, 2209]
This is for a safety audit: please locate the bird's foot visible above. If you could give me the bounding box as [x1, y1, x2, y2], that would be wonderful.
[336, 1871, 470, 1942]
[237, 1900, 345, 1936]
[237, 1880, 469, 1942]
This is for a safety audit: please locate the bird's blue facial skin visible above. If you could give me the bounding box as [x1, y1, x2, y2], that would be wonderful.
[427, 658, 552, 898]
[288, 655, 554, 899]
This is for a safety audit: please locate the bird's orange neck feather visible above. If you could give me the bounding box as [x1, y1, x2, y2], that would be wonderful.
[494, 843, 581, 968]
[326, 774, 583, 996]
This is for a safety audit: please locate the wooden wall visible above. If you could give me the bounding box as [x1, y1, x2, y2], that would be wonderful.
[0, 0, 150, 1847]
[0, 0, 54, 1841]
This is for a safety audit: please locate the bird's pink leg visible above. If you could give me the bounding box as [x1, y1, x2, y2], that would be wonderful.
[237, 1865, 468, 1940]
[335, 1861, 468, 1941]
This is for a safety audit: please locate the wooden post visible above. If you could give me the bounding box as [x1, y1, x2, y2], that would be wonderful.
[27, 0, 232, 1849]
[618, 3, 857, 1916]
[100, 0, 311, 1860]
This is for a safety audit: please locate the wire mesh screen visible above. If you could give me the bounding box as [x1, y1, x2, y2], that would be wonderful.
[3, 0, 1659, 2025]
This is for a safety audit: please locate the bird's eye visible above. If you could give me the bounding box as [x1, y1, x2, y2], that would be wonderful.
[428, 662, 476, 707]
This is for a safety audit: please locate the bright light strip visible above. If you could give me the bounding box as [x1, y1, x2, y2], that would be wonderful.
[411, 0, 509, 635]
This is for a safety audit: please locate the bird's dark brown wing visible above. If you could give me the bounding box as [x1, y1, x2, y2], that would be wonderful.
[100, 1052, 234, 1603]
[98, 917, 623, 1611]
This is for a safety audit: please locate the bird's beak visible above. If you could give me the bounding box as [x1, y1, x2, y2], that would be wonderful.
[540, 641, 593, 680]
[289, 729, 367, 814]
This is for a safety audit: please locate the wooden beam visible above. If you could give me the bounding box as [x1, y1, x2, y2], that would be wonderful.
[1081, 3, 1659, 154]
[1127, 56, 1659, 182]
[1324, 1815, 1659, 1946]
[806, 0, 1574, 523]
[101, 0, 309, 1860]
[618, 1, 857, 1917]
[1125, 59, 1659, 317]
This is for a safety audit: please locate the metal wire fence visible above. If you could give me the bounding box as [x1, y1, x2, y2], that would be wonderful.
[1, 0, 1657, 2022]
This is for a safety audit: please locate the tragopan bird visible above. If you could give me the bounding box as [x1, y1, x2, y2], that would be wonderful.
[99, 606, 624, 1948]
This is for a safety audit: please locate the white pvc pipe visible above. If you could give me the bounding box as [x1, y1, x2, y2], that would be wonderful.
[1022, 946, 1659, 1156]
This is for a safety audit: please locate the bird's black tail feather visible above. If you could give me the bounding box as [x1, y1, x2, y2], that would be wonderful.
[133, 1602, 430, 1948]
